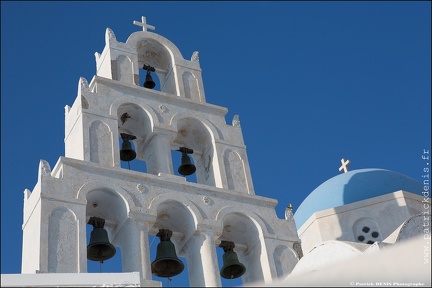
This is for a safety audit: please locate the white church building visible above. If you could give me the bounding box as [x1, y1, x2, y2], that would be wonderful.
[1, 16, 430, 287]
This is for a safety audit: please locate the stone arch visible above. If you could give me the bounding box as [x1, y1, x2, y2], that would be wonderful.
[170, 112, 220, 142]
[110, 99, 159, 171]
[85, 189, 127, 256]
[115, 102, 154, 138]
[148, 193, 204, 226]
[110, 98, 158, 128]
[170, 112, 223, 187]
[215, 206, 270, 236]
[78, 182, 131, 274]
[126, 31, 183, 64]
[148, 196, 202, 258]
[48, 207, 78, 273]
[115, 102, 154, 162]
[174, 117, 212, 151]
[89, 120, 113, 166]
[126, 32, 181, 95]
[223, 149, 248, 193]
[76, 180, 133, 217]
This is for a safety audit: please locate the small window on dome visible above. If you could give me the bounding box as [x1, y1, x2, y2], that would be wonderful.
[353, 218, 382, 245]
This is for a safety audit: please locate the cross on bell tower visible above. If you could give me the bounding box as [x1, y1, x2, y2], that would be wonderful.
[133, 16, 155, 31]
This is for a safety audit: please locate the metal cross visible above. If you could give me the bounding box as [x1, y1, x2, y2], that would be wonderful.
[133, 16, 155, 32]
[339, 158, 350, 173]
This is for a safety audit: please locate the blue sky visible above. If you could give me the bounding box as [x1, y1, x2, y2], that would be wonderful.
[1, 1, 431, 287]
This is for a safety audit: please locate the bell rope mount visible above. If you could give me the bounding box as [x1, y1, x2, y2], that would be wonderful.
[177, 147, 196, 176]
[87, 217, 116, 262]
[151, 229, 185, 278]
[120, 133, 137, 162]
[219, 240, 246, 279]
[143, 64, 156, 89]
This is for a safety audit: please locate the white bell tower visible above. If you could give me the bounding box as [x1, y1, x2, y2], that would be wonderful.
[20, 16, 301, 287]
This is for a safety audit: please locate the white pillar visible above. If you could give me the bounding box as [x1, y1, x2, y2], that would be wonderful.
[144, 128, 175, 175]
[184, 227, 222, 287]
[116, 215, 153, 281]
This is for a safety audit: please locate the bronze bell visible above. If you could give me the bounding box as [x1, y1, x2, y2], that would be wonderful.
[143, 71, 156, 89]
[120, 133, 137, 162]
[151, 229, 184, 278]
[178, 147, 196, 176]
[87, 217, 116, 262]
[219, 241, 246, 279]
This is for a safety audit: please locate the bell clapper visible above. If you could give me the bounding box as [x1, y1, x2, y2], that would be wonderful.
[99, 260, 103, 273]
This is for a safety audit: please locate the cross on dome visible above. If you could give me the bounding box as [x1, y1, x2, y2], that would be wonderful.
[133, 16, 155, 32]
[339, 158, 350, 173]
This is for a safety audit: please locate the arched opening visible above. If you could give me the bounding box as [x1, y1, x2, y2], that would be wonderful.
[148, 200, 196, 286]
[135, 38, 176, 95]
[85, 188, 128, 273]
[219, 212, 265, 285]
[172, 117, 216, 186]
[117, 103, 152, 173]
[86, 223, 123, 273]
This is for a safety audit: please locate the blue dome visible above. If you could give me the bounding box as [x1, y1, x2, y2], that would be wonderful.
[293, 168, 423, 229]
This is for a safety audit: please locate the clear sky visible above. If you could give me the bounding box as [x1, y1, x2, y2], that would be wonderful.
[1, 1, 431, 287]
